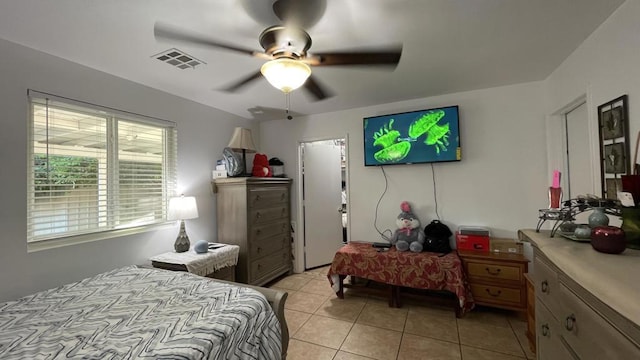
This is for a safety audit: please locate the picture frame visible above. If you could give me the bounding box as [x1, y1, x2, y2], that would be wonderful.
[602, 106, 624, 140]
[604, 143, 626, 174]
[605, 178, 622, 200]
[598, 95, 629, 199]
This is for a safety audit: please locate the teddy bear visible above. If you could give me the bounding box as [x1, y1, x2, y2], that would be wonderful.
[252, 153, 272, 177]
[390, 201, 425, 252]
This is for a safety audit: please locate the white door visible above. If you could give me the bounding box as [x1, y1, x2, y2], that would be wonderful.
[303, 140, 343, 269]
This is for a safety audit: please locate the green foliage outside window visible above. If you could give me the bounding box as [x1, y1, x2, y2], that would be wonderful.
[33, 155, 98, 196]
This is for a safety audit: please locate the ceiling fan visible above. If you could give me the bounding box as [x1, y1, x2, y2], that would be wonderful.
[153, 2, 402, 101]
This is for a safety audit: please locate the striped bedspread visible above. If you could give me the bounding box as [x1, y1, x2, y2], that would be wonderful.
[0, 266, 281, 359]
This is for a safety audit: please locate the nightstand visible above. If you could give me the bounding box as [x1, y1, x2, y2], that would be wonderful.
[457, 250, 529, 312]
[150, 244, 240, 282]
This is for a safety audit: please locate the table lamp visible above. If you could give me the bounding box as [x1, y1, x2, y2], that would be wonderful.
[168, 195, 199, 253]
[227, 127, 256, 176]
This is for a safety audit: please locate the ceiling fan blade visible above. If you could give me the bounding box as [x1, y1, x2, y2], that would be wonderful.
[303, 75, 333, 101]
[154, 22, 270, 59]
[220, 71, 264, 92]
[305, 47, 402, 67]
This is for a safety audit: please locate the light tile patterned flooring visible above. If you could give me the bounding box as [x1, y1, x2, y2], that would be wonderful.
[267, 265, 536, 360]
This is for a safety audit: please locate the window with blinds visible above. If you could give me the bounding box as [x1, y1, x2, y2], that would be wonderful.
[27, 91, 177, 244]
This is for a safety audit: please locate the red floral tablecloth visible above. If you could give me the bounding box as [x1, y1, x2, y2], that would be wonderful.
[327, 242, 474, 313]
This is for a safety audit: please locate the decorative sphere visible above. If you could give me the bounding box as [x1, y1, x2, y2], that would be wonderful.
[194, 240, 209, 253]
[573, 225, 592, 239]
[591, 226, 626, 254]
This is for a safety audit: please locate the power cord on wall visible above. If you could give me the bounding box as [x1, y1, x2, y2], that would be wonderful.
[431, 163, 441, 221]
[373, 164, 442, 242]
[374, 166, 394, 242]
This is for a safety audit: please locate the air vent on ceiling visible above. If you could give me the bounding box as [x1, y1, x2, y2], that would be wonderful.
[153, 48, 205, 69]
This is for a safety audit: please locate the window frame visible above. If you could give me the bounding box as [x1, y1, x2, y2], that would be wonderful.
[27, 90, 177, 251]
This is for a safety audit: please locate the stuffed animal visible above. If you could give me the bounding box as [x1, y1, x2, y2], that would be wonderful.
[390, 201, 425, 252]
[252, 153, 272, 177]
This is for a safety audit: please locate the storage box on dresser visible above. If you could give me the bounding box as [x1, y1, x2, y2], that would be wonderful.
[457, 250, 529, 312]
[519, 229, 640, 360]
[214, 177, 292, 286]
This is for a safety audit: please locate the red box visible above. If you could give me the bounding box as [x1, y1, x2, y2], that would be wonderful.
[456, 232, 490, 252]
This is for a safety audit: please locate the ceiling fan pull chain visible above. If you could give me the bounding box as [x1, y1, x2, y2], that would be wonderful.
[285, 93, 293, 120]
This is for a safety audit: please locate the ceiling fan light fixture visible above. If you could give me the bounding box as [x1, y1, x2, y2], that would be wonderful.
[260, 58, 311, 93]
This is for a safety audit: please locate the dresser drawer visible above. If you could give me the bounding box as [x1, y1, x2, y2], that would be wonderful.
[470, 283, 523, 306]
[249, 205, 288, 225]
[534, 251, 562, 319]
[559, 283, 640, 359]
[466, 261, 522, 282]
[536, 301, 578, 360]
[250, 251, 289, 283]
[250, 232, 289, 260]
[250, 221, 289, 242]
[248, 187, 288, 208]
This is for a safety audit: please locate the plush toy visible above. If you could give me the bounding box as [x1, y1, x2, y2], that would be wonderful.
[252, 153, 272, 177]
[390, 201, 425, 252]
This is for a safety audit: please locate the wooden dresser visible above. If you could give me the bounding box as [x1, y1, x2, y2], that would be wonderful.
[214, 177, 292, 286]
[457, 250, 529, 312]
[519, 229, 640, 359]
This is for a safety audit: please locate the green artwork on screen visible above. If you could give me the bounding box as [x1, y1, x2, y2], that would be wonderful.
[372, 118, 412, 163]
[407, 109, 452, 154]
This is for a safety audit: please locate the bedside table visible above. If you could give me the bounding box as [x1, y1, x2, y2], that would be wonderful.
[457, 250, 529, 312]
[150, 244, 240, 282]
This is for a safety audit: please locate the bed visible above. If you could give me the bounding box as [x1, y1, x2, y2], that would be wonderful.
[0, 265, 289, 360]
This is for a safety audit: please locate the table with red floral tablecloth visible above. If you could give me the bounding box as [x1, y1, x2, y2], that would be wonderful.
[327, 242, 474, 315]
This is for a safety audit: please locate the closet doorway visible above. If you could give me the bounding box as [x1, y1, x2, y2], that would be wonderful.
[563, 101, 591, 198]
[300, 138, 347, 270]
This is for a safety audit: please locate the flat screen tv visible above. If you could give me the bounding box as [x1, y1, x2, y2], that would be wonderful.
[363, 105, 461, 166]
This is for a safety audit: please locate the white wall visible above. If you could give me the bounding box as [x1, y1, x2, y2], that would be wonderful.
[545, 0, 640, 182]
[0, 38, 255, 302]
[259, 81, 548, 271]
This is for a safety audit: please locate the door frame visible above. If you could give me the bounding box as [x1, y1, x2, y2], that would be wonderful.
[546, 92, 599, 199]
[294, 134, 349, 273]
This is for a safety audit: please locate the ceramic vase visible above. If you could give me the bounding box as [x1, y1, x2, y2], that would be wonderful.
[588, 207, 609, 228]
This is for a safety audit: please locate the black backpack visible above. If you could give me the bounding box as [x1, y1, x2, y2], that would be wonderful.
[423, 220, 453, 254]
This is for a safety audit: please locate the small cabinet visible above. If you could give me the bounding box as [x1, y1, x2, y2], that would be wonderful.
[458, 250, 529, 311]
[524, 273, 536, 353]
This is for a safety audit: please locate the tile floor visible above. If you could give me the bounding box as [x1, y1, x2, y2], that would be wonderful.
[267, 265, 536, 360]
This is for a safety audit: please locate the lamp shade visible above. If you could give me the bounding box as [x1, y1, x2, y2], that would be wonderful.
[227, 127, 257, 152]
[167, 195, 199, 221]
[260, 58, 311, 93]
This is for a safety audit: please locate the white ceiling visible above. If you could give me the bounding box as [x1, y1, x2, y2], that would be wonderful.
[0, 0, 625, 121]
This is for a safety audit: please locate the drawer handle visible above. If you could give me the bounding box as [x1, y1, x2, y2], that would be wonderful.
[257, 247, 262, 254]
[256, 212, 262, 219]
[565, 314, 576, 331]
[485, 267, 501, 276]
[485, 288, 502, 297]
[257, 264, 262, 271]
[256, 195, 261, 201]
[541, 324, 550, 337]
[541, 280, 549, 293]
[281, 193, 285, 200]
[256, 229, 262, 236]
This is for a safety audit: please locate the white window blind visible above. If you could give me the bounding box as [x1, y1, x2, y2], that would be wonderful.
[27, 91, 177, 244]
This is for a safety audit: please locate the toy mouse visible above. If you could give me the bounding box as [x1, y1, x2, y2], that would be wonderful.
[390, 201, 425, 252]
